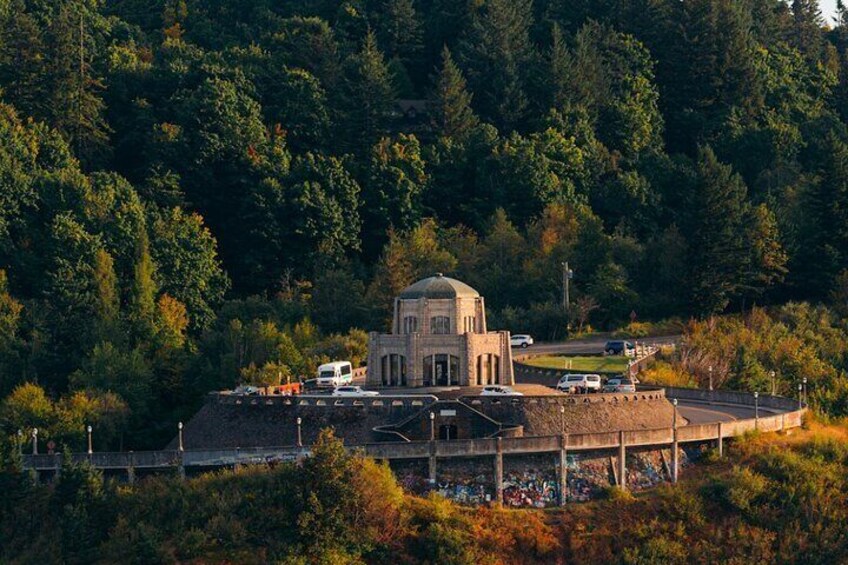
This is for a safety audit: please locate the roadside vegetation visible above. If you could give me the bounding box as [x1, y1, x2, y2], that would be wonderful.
[1, 423, 847, 564]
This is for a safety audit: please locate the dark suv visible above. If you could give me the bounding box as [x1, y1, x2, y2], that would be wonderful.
[604, 340, 635, 356]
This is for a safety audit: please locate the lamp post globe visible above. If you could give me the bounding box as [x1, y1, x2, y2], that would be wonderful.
[296, 417, 302, 447]
[671, 398, 678, 430]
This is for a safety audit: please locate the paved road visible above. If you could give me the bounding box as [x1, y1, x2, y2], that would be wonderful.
[676, 400, 778, 424]
[513, 334, 680, 357]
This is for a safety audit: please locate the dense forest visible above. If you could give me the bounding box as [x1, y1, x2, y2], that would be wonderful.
[2, 0, 848, 449]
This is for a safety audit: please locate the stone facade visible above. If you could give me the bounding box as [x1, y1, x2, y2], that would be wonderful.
[367, 274, 514, 387]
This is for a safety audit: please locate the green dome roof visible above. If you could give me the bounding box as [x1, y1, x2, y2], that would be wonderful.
[399, 274, 480, 300]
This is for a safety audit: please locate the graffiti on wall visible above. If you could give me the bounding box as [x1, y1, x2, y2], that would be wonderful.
[437, 476, 492, 505]
[503, 470, 559, 507]
[566, 453, 612, 502]
[626, 450, 666, 491]
[502, 454, 560, 507]
[435, 457, 494, 505]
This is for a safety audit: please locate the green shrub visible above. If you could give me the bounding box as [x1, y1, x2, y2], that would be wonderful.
[715, 466, 769, 514]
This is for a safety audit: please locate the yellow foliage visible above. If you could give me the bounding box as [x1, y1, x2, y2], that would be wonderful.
[640, 362, 696, 387]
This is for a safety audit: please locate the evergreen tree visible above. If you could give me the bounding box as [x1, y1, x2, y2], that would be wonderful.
[429, 47, 478, 140]
[363, 134, 427, 257]
[544, 23, 572, 112]
[338, 31, 395, 156]
[128, 233, 158, 343]
[791, 0, 825, 61]
[375, 0, 424, 71]
[688, 147, 751, 315]
[460, 0, 535, 131]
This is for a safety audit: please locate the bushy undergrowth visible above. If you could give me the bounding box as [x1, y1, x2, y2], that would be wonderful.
[2, 425, 848, 564]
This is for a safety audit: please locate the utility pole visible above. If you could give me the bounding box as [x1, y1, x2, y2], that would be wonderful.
[561, 262, 573, 311]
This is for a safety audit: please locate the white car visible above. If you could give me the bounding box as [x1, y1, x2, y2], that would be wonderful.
[480, 385, 524, 396]
[510, 334, 534, 348]
[603, 377, 637, 393]
[556, 374, 602, 393]
[332, 386, 379, 397]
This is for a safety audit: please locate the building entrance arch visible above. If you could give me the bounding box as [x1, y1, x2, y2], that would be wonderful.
[424, 354, 460, 386]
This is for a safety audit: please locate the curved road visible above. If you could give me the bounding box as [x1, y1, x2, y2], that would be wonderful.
[512, 335, 778, 425]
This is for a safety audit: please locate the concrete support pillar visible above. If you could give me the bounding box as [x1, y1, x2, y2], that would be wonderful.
[127, 452, 136, 485]
[178, 451, 186, 481]
[558, 434, 568, 505]
[494, 437, 503, 505]
[671, 429, 679, 484]
[716, 422, 723, 458]
[428, 441, 437, 487]
[618, 430, 626, 489]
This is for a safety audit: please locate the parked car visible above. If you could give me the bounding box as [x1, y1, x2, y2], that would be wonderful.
[480, 385, 524, 396]
[603, 377, 636, 393]
[332, 386, 379, 397]
[604, 340, 636, 356]
[233, 385, 261, 396]
[510, 334, 535, 348]
[556, 374, 602, 393]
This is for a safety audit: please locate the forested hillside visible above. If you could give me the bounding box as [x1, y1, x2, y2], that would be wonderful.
[2, 0, 848, 448]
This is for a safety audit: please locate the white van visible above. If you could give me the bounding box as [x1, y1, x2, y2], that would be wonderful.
[556, 374, 602, 393]
[316, 361, 353, 387]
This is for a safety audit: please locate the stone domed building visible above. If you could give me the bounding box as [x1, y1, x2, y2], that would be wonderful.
[367, 274, 514, 387]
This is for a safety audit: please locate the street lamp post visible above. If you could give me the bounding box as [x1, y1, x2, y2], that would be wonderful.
[802, 378, 808, 405]
[31, 428, 38, 455]
[708, 366, 713, 392]
[672, 399, 678, 430]
[16, 429, 23, 456]
[429, 412, 435, 441]
[798, 383, 803, 410]
[770, 371, 776, 396]
[753, 392, 759, 428]
[296, 417, 302, 447]
[87, 424, 93, 455]
[177, 422, 184, 452]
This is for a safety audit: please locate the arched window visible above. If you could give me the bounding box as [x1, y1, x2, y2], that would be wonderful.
[380, 354, 407, 386]
[431, 316, 450, 334]
[403, 316, 418, 334]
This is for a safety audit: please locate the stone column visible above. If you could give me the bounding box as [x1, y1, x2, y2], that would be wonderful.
[367, 332, 380, 386]
[494, 437, 504, 505]
[671, 428, 679, 484]
[618, 430, 626, 489]
[558, 434, 568, 505]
